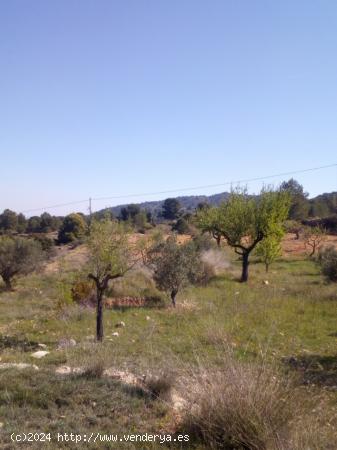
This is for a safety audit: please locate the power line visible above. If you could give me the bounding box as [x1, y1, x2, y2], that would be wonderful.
[92, 162, 337, 202]
[20, 162, 337, 214]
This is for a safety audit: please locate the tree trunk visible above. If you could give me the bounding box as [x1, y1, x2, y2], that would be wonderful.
[265, 263, 269, 273]
[96, 289, 104, 342]
[310, 243, 316, 257]
[170, 289, 178, 307]
[216, 235, 221, 247]
[241, 253, 249, 282]
[2, 274, 12, 291]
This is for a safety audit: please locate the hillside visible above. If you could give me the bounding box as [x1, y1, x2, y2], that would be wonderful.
[97, 190, 337, 221]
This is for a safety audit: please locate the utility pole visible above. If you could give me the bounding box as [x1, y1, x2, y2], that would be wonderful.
[88, 197, 92, 225]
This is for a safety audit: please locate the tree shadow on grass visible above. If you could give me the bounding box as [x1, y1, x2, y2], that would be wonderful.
[283, 354, 337, 388]
[0, 335, 40, 352]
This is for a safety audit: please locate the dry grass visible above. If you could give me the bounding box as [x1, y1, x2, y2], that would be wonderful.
[180, 351, 299, 450]
[142, 369, 176, 401]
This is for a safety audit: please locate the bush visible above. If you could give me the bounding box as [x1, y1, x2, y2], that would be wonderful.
[32, 234, 55, 256]
[317, 246, 337, 282]
[190, 261, 216, 286]
[71, 279, 96, 305]
[58, 213, 87, 244]
[143, 370, 176, 400]
[181, 357, 296, 450]
[172, 218, 190, 234]
[0, 236, 45, 290]
[192, 233, 216, 252]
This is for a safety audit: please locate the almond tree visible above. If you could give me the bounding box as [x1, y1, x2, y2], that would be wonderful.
[197, 188, 290, 282]
[304, 226, 326, 257]
[87, 220, 134, 341]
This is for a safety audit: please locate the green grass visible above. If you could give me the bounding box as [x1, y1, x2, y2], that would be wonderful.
[0, 255, 336, 448]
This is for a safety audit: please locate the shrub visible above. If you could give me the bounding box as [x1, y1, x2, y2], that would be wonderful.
[143, 370, 176, 400]
[58, 213, 87, 244]
[71, 279, 95, 305]
[317, 246, 337, 282]
[32, 234, 55, 256]
[0, 236, 45, 290]
[190, 261, 216, 286]
[181, 357, 296, 450]
[172, 218, 190, 234]
[192, 233, 216, 252]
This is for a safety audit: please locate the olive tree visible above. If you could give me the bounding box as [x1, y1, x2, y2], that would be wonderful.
[0, 236, 45, 290]
[87, 220, 134, 341]
[58, 213, 87, 244]
[147, 236, 201, 306]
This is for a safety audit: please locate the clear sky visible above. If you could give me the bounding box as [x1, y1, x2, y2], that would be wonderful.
[1, 0, 337, 216]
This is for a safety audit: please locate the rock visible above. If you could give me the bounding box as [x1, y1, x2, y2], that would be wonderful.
[85, 335, 95, 341]
[0, 363, 39, 370]
[55, 365, 84, 375]
[115, 321, 125, 328]
[146, 316, 151, 321]
[234, 291, 240, 296]
[38, 343, 47, 349]
[31, 351, 49, 359]
[57, 338, 76, 349]
[263, 280, 269, 285]
[112, 332, 119, 337]
[55, 365, 72, 375]
[0, 422, 3, 428]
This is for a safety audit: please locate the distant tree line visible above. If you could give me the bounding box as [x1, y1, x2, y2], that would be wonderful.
[0, 209, 62, 234]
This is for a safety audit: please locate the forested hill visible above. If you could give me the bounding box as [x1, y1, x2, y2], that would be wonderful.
[104, 191, 231, 217]
[98, 190, 337, 220]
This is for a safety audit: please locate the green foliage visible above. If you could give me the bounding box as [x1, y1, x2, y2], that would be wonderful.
[303, 226, 326, 257]
[119, 205, 151, 232]
[280, 178, 309, 220]
[58, 213, 87, 244]
[87, 219, 134, 340]
[172, 217, 190, 234]
[162, 198, 181, 220]
[195, 206, 222, 246]
[199, 187, 290, 281]
[255, 233, 283, 272]
[17, 213, 27, 233]
[120, 204, 140, 221]
[284, 219, 303, 239]
[71, 279, 95, 304]
[0, 209, 18, 233]
[317, 246, 337, 282]
[147, 236, 202, 305]
[0, 236, 45, 289]
[32, 234, 55, 255]
[87, 220, 132, 283]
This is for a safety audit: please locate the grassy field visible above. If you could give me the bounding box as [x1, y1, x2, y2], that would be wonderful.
[0, 248, 336, 449]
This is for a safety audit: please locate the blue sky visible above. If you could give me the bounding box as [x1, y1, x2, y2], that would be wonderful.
[1, 0, 337, 215]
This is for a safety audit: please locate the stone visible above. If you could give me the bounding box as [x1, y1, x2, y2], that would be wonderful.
[38, 343, 47, 349]
[57, 338, 76, 349]
[115, 321, 125, 328]
[0, 363, 39, 370]
[263, 280, 269, 285]
[55, 365, 84, 375]
[31, 351, 49, 359]
[112, 332, 119, 337]
[146, 316, 151, 321]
